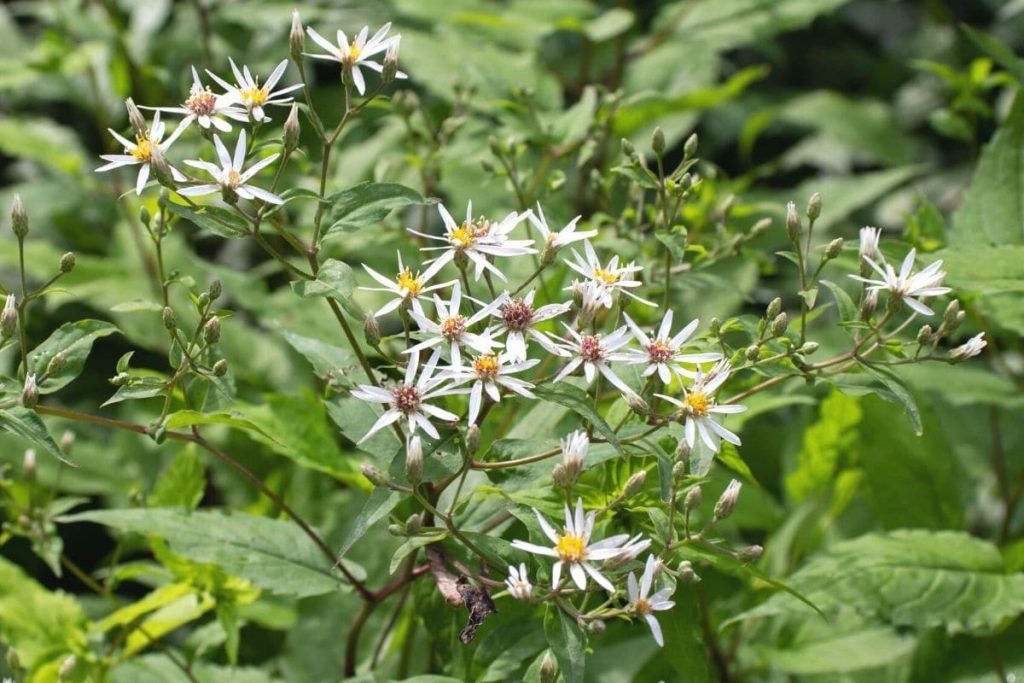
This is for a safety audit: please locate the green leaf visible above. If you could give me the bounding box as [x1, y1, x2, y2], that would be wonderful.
[0, 117, 85, 173]
[759, 619, 916, 675]
[730, 530, 1024, 635]
[533, 384, 622, 453]
[582, 7, 634, 41]
[818, 279, 858, 321]
[148, 449, 206, 510]
[291, 259, 360, 318]
[60, 508, 360, 598]
[786, 390, 861, 501]
[337, 488, 403, 559]
[929, 244, 1024, 294]
[961, 24, 1024, 84]
[161, 196, 250, 238]
[279, 330, 355, 381]
[544, 605, 586, 683]
[29, 319, 119, 394]
[321, 182, 427, 242]
[0, 407, 75, 466]
[660, 585, 711, 681]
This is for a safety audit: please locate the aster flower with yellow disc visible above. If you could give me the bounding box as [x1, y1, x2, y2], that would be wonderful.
[564, 240, 655, 308]
[145, 67, 246, 133]
[361, 252, 451, 318]
[622, 311, 721, 383]
[656, 359, 746, 453]
[443, 352, 539, 424]
[206, 58, 303, 123]
[305, 22, 407, 95]
[96, 111, 186, 195]
[179, 130, 282, 204]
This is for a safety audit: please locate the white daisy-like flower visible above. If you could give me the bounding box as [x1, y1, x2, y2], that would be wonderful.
[528, 203, 596, 253]
[408, 202, 536, 282]
[553, 325, 636, 397]
[602, 533, 653, 569]
[859, 226, 881, 260]
[949, 332, 986, 362]
[207, 58, 303, 123]
[505, 563, 533, 602]
[656, 359, 747, 453]
[627, 555, 676, 647]
[405, 281, 504, 367]
[444, 352, 539, 424]
[178, 130, 283, 204]
[360, 253, 450, 318]
[350, 350, 462, 443]
[145, 66, 246, 133]
[511, 498, 630, 592]
[564, 241, 655, 308]
[850, 248, 951, 316]
[622, 311, 722, 383]
[561, 430, 589, 478]
[305, 23, 407, 95]
[489, 289, 570, 362]
[96, 112, 186, 195]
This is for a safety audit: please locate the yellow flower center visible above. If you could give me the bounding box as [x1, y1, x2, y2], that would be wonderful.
[450, 223, 476, 249]
[685, 391, 709, 417]
[240, 86, 268, 107]
[473, 354, 499, 381]
[555, 534, 586, 563]
[225, 169, 242, 189]
[633, 598, 653, 616]
[593, 267, 619, 284]
[396, 269, 423, 297]
[130, 136, 154, 162]
[346, 43, 363, 62]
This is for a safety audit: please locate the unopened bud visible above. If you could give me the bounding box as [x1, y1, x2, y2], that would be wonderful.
[552, 463, 572, 488]
[621, 137, 638, 162]
[465, 425, 481, 455]
[738, 544, 764, 562]
[149, 144, 176, 189]
[766, 297, 782, 319]
[382, 36, 400, 84]
[283, 105, 301, 152]
[125, 98, 147, 136]
[943, 300, 961, 328]
[58, 654, 77, 680]
[361, 463, 389, 487]
[677, 560, 700, 584]
[745, 344, 760, 361]
[860, 290, 878, 320]
[674, 437, 689, 463]
[586, 619, 606, 634]
[23, 449, 36, 478]
[651, 127, 665, 155]
[626, 392, 648, 415]
[60, 251, 76, 273]
[47, 351, 67, 376]
[624, 470, 646, 497]
[21, 374, 38, 409]
[480, 158, 495, 173]
[713, 479, 742, 521]
[161, 306, 176, 330]
[362, 314, 381, 347]
[821, 237, 842, 261]
[198, 292, 210, 309]
[540, 651, 558, 683]
[387, 523, 405, 536]
[6, 646, 20, 672]
[683, 132, 698, 160]
[684, 485, 702, 511]
[289, 9, 304, 61]
[60, 430, 75, 454]
[916, 324, 933, 345]
[806, 192, 822, 221]
[111, 371, 130, 386]
[405, 513, 422, 535]
[139, 206, 151, 227]
[212, 359, 228, 376]
[488, 135, 505, 157]
[785, 201, 801, 243]
[1, 294, 17, 339]
[750, 217, 772, 238]
[405, 435, 423, 484]
[671, 461, 687, 481]
[208, 279, 222, 300]
[709, 317, 721, 337]
[202, 317, 221, 345]
[11, 194, 28, 239]
[770, 312, 788, 336]
[798, 341, 819, 355]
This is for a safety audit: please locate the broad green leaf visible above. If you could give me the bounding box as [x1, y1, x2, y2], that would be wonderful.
[321, 182, 426, 241]
[0, 406, 75, 466]
[660, 585, 712, 682]
[148, 449, 206, 509]
[279, 329, 355, 381]
[582, 7, 633, 41]
[544, 605, 586, 683]
[161, 196, 250, 238]
[819, 279, 858, 321]
[0, 117, 85, 173]
[291, 259, 361, 318]
[786, 390, 861, 501]
[961, 24, 1024, 85]
[60, 508, 361, 598]
[759, 618, 916, 675]
[533, 384, 622, 452]
[30, 319, 120, 394]
[337, 488, 403, 559]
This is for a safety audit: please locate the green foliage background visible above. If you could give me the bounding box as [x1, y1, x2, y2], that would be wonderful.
[0, 0, 1023, 681]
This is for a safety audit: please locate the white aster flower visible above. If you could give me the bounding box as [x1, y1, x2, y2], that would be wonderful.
[490, 289, 570, 362]
[505, 563, 533, 602]
[361, 253, 450, 318]
[627, 555, 676, 647]
[405, 280, 504, 367]
[553, 325, 636, 397]
[850, 248, 951, 316]
[350, 350, 462, 442]
[511, 498, 630, 592]
[207, 58, 303, 123]
[656, 359, 746, 453]
[96, 112, 186, 195]
[949, 333, 986, 362]
[528, 203, 596, 253]
[859, 226, 881, 260]
[561, 430, 589, 479]
[305, 23, 407, 95]
[179, 130, 282, 204]
[622, 311, 722, 383]
[145, 66, 246, 132]
[444, 352, 539, 424]
[408, 202, 536, 282]
[564, 241, 655, 308]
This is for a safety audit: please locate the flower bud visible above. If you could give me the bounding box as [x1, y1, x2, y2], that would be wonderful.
[738, 544, 764, 562]
[624, 470, 646, 497]
[148, 143, 177, 189]
[785, 201, 801, 243]
[750, 217, 771, 238]
[198, 292, 210, 309]
[47, 351, 67, 376]
[766, 297, 782, 320]
[208, 279, 223, 300]
[60, 430, 75, 455]
[626, 392, 648, 415]
[671, 461, 687, 481]
[586, 619, 606, 634]
[713, 479, 742, 521]
[11, 194, 28, 239]
[212, 359, 229, 376]
[21, 374, 38, 409]
[745, 344, 760, 361]
[677, 560, 700, 584]
[552, 463, 572, 488]
[684, 485, 702, 512]
[161, 306, 176, 330]
[466, 424, 481, 454]
[798, 341, 819, 355]
[361, 463, 389, 487]
[540, 651, 558, 683]
[289, 9, 304, 62]
[382, 36, 400, 84]
[943, 300, 961, 328]
[58, 654, 77, 680]
[949, 332, 986, 362]
[60, 251, 76, 273]
[709, 317, 721, 337]
[110, 371, 130, 386]
[405, 513, 422, 535]
[770, 312, 788, 336]
[916, 324, 933, 346]
[621, 137, 638, 162]
[406, 435, 423, 484]
[860, 290, 878, 320]
[139, 206, 151, 227]
[674, 438, 689, 463]
[825, 237, 844, 260]
[651, 126, 666, 155]
[283, 105, 301, 152]
[203, 317, 221, 345]
[23, 449, 36, 479]
[806, 192, 822, 221]
[362, 314, 381, 348]
[683, 132, 699, 160]
[125, 98, 147, 136]
[387, 523, 406, 536]
[1, 294, 17, 339]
